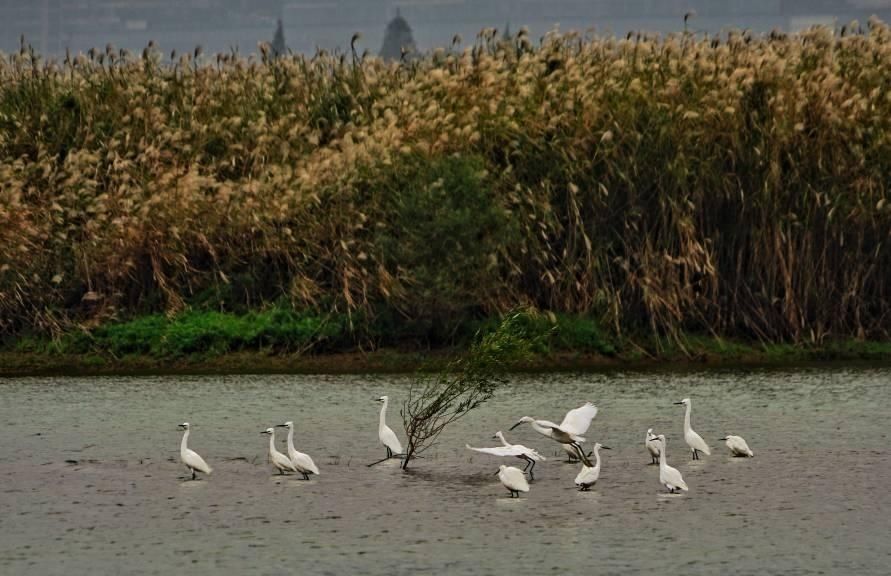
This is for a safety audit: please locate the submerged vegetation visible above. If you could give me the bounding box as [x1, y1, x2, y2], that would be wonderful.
[1, 22, 890, 362]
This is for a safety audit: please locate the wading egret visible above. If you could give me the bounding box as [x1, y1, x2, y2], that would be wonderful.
[368, 395, 403, 466]
[674, 398, 711, 460]
[496, 464, 530, 498]
[177, 423, 212, 480]
[276, 421, 320, 480]
[261, 427, 298, 475]
[719, 435, 754, 457]
[509, 416, 592, 466]
[646, 428, 662, 464]
[558, 402, 599, 462]
[465, 431, 546, 479]
[655, 434, 688, 493]
[575, 443, 610, 491]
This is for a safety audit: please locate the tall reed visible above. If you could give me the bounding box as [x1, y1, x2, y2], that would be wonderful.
[1, 23, 889, 348]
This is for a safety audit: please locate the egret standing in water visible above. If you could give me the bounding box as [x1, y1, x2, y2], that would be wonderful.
[465, 431, 546, 479]
[177, 422, 212, 480]
[645, 428, 662, 464]
[655, 434, 688, 493]
[497, 464, 530, 498]
[675, 398, 711, 460]
[276, 421, 320, 479]
[575, 442, 610, 491]
[261, 427, 298, 475]
[719, 435, 754, 457]
[368, 395, 403, 466]
[509, 415, 593, 466]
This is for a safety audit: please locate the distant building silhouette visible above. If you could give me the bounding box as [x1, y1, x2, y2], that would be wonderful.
[379, 9, 417, 61]
[271, 19, 287, 56]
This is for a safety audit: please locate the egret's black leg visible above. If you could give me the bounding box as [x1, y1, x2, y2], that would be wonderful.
[527, 460, 536, 481]
[191, 468, 196, 480]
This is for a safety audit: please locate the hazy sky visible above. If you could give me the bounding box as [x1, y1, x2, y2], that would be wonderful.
[2, 0, 889, 57]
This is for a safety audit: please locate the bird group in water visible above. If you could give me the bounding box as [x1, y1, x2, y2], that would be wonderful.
[177, 395, 753, 498]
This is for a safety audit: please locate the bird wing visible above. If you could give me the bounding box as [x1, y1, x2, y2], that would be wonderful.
[466, 444, 526, 458]
[646, 439, 662, 456]
[687, 430, 711, 455]
[662, 465, 688, 491]
[515, 445, 546, 461]
[184, 449, 212, 474]
[728, 436, 753, 456]
[274, 451, 298, 471]
[292, 451, 320, 475]
[539, 421, 586, 443]
[380, 425, 403, 454]
[559, 402, 598, 435]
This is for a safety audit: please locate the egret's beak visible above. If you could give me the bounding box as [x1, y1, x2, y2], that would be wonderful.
[177, 425, 186, 430]
[673, 401, 685, 405]
[601, 446, 612, 450]
[375, 398, 384, 402]
[275, 424, 287, 428]
[508, 421, 523, 431]
[718, 437, 727, 441]
[260, 431, 270, 435]
[493, 470, 500, 476]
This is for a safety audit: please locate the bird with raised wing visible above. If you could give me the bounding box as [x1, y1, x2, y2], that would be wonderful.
[466, 431, 546, 479]
[558, 402, 599, 462]
[509, 415, 592, 466]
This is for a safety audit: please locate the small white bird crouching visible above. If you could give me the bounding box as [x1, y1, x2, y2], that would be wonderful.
[720, 435, 754, 457]
[497, 465, 530, 498]
[178, 422, 212, 480]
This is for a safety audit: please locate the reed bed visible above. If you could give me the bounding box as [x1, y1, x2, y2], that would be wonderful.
[1, 23, 890, 350]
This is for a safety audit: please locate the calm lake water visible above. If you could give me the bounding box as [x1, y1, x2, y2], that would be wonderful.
[1, 368, 889, 575]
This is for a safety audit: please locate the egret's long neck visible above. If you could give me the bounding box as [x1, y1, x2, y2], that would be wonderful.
[593, 446, 601, 469]
[683, 403, 692, 433]
[268, 432, 277, 455]
[180, 429, 190, 454]
[530, 421, 550, 436]
[497, 433, 511, 447]
[379, 399, 388, 430]
[287, 427, 295, 452]
[659, 440, 668, 469]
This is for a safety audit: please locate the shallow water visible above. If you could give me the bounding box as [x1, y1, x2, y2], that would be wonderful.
[1, 368, 889, 575]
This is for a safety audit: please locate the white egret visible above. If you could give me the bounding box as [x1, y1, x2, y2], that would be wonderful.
[276, 421, 320, 480]
[367, 395, 403, 467]
[655, 434, 688, 493]
[719, 435, 754, 457]
[574, 442, 610, 491]
[177, 422, 212, 480]
[558, 402, 599, 462]
[509, 415, 593, 466]
[261, 427, 298, 475]
[674, 398, 711, 460]
[465, 431, 546, 479]
[645, 428, 662, 464]
[496, 464, 530, 498]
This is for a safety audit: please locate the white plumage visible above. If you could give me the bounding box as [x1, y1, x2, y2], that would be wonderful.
[376, 395, 403, 458]
[466, 431, 546, 479]
[509, 415, 592, 466]
[261, 427, 298, 475]
[559, 402, 599, 461]
[655, 434, 688, 493]
[721, 434, 754, 457]
[178, 422, 212, 480]
[675, 398, 711, 459]
[497, 464, 530, 497]
[278, 421, 320, 479]
[646, 428, 662, 464]
[574, 442, 609, 491]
